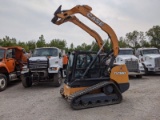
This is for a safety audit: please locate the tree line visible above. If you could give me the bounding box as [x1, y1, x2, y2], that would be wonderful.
[0, 25, 160, 52]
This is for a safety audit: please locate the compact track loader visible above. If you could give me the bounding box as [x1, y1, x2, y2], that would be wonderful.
[51, 5, 129, 109]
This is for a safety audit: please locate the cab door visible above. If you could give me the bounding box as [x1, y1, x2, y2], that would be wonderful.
[58, 50, 63, 68]
[138, 50, 144, 63]
[5, 49, 15, 73]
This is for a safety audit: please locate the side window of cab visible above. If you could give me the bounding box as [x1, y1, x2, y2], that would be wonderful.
[140, 50, 143, 56]
[6, 49, 12, 59]
[59, 52, 62, 58]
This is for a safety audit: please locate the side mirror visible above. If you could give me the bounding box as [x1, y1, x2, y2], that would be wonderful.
[59, 52, 62, 58]
[140, 51, 143, 56]
[68, 51, 71, 55]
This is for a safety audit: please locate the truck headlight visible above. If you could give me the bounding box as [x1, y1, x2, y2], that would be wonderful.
[140, 66, 144, 69]
[55, 61, 58, 64]
[50, 67, 58, 71]
[146, 64, 152, 67]
[22, 68, 29, 71]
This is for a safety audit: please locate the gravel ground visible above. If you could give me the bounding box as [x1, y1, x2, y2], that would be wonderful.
[0, 74, 160, 120]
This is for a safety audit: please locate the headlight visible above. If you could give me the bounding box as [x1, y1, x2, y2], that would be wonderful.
[50, 67, 58, 70]
[140, 66, 144, 69]
[146, 64, 152, 67]
[55, 61, 58, 64]
[22, 68, 29, 71]
[121, 59, 124, 61]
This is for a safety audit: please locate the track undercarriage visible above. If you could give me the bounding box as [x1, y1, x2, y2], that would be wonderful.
[61, 81, 122, 110]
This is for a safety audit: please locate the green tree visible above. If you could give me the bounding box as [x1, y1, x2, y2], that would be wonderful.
[37, 35, 46, 47]
[17, 41, 29, 52]
[104, 39, 111, 51]
[69, 43, 74, 52]
[90, 41, 99, 51]
[27, 40, 37, 51]
[0, 36, 17, 47]
[118, 37, 128, 47]
[146, 25, 160, 48]
[49, 39, 66, 49]
[140, 41, 151, 47]
[138, 31, 146, 47]
[125, 31, 145, 48]
[75, 43, 92, 51]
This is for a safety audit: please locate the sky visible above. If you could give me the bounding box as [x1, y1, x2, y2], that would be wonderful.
[0, 0, 160, 47]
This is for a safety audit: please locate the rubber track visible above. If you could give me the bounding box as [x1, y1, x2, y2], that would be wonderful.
[67, 81, 122, 110]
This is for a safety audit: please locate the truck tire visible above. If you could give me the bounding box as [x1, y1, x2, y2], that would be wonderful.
[143, 64, 149, 75]
[0, 74, 7, 92]
[21, 75, 32, 88]
[144, 67, 149, 75]
[136, 75, 142, 78]
[53, 71, 62, 87]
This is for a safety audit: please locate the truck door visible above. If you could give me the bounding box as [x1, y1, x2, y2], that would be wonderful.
[138, 50, 143, 62]
[59, 51, 63, 68]
[5, 49, 15, 73]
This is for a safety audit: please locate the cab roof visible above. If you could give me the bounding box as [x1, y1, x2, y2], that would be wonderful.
[119, 48, 133, 50]
[35, 47, 59, 50]
[137, 47, 158, 50]
[0, 46, 23, 50]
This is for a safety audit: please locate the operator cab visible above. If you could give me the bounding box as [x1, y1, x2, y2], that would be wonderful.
[65, 51, 108, 87]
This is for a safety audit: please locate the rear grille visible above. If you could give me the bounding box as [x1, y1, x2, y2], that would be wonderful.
[155, 57, 160, 67]
[125, 60, 139, 72]
[28, 60, 48, 70]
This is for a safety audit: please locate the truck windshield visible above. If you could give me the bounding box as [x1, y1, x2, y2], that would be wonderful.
[143, 49, 159, 54]
[0, 49, 5, 59]
[119, 50, 133, 55]
[32, 48, 58, 57]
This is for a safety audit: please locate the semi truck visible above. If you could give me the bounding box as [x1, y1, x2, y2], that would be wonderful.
[115, 48, 144, 78]
[135, 47, 160, 74]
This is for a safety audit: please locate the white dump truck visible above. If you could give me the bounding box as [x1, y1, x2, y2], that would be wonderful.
[21, 47, 67, 87]
[115, 48, 144, 78]
[135, 48, 160, 74]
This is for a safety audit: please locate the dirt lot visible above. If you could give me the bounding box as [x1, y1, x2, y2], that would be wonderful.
[0, 74, 160, 120]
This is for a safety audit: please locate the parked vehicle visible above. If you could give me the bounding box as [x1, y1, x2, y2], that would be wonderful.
[21, 47, 66, 87]
[135, 48, 160, 74]
[0, 46, 27, 91]
[115, 48, 144, 78]
[51, 5, 129, 109]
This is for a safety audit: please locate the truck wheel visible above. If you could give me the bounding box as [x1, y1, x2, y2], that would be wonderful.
[53, 71, 62, 87]
[144, 67, 149, 75]
[0, 74, 7, 92]
[21, 75, 32, 88]
[136, 75, 142, 78]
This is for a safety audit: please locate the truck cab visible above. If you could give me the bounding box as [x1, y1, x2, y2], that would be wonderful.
[135, 48, 160, 74]
[21, 47, 65, 87]
[115, 48, 144, 78]
[0, 46, 27, 91]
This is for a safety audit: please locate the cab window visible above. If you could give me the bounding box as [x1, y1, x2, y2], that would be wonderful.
[6, 49, 12, 58]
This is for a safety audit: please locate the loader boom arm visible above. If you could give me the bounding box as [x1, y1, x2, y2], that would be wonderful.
[51, 5, 119, 56]
[54, 15, 103, 50]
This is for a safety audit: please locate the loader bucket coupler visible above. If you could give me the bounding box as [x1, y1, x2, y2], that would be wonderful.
[51, 5, 62, 24]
